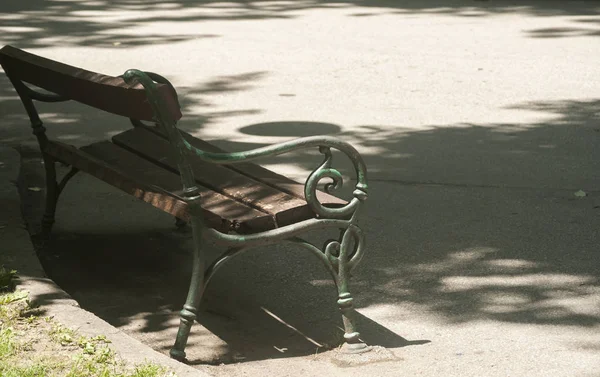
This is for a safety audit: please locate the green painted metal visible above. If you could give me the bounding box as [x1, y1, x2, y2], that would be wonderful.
[5, 74, 74, 238]
[127, 69, 372, 358]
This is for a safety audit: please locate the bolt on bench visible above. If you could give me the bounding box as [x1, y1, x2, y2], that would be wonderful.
[0, 45, 370, 360]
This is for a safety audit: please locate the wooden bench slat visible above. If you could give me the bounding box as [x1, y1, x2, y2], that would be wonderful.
[0, 45, 181, 122]
[44, 140, 276, 233]
[138, 124, 348, 208]
[80, 141, 275, 233]
[112, 127, 317, 226]
[43, 140, 209, 224]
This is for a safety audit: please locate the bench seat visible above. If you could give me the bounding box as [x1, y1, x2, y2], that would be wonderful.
[44, 125, 347, 234]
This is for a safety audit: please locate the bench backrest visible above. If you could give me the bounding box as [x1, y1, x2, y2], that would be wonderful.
[0, 45, 182, 122]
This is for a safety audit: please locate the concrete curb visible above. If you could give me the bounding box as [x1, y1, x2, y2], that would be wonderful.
[0, 144, 210, 377]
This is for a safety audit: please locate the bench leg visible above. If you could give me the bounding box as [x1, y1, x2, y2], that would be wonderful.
[41, 155, 58, 236]
[170, 217, 205, 361]
[39, 156, 79, 239]
[337, 283, 369, 353]
[335, 225, 370, 354]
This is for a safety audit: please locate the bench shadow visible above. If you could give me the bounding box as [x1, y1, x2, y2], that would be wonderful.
[35, 225, 415, 365]
[23, 158, 411, 364]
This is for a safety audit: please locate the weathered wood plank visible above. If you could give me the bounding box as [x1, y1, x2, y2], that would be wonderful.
[81, 141, 275, 233]
[0, 45, 181, 122]
[43, 140, 199, 224]
[136, 124, 348, 208]
[112, 127, 317, 226]
[43, 141, 275, 233]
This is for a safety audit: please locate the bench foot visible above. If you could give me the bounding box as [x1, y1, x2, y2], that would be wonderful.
[170, 304, 198, 361]
[337, 291, 370, 354]
[340, 341, 371, 354]
[169, 348, 186, 361]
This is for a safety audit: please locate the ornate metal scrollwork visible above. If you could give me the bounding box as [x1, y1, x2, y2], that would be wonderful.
[122, 69, 371, 357]
[123, 69, 369, 222]
[324, 224, 365, 273]
[200, 222, 369, 353]
[305, 146, 349, 219]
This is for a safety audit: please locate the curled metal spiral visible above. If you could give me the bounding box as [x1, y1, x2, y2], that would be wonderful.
[305, 146, 358, 219]
[324, 224, 365, 273]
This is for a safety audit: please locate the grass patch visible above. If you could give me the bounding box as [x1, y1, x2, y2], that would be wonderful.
[0, 265, 18, 292]
[0, 325, 17, 359]
[1, 363, 49, 377]
[0, 269, 175, 377]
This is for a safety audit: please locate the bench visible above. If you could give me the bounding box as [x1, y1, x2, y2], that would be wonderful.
[0, 45, 370, 360]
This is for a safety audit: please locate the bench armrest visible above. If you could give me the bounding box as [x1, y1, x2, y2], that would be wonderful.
[122, 69, 368, 219]
[182, 135, 368, 219]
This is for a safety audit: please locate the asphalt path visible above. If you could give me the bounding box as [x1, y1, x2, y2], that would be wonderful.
[2, 1, 600, 376]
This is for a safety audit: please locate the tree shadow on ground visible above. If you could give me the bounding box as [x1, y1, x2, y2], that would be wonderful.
[525, 18, 600, 38]
[210, 97, 600, 326]
[228, 98, 600, 190]
[0, 69, 266, 147]
[1, 0, 599, 49]
[32, 218, 419, 364]
[228, 98, 600, 328]
[16, 96, 600, 365]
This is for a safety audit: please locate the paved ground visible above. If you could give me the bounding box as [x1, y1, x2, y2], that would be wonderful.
[2, 1, 600, 376]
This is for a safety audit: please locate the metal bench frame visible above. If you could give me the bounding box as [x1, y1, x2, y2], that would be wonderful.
[1, 46, 370, 360]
